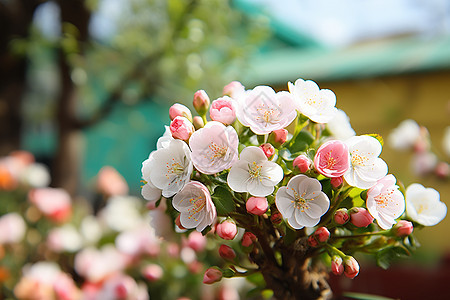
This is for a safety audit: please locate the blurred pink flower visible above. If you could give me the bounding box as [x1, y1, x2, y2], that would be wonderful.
[186, 231, 207, 252]
[314, 140, 350, 178]
[0, 213, 26, 244]
[142, 264, 164, 282]
[222, 81, 245, 99]
[28, 188, 72, 223]
[97, 166, 128, 197]
[210, 96, 237, 125]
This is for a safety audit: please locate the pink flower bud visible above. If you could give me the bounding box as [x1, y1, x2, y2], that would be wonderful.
[170, 116, 195, 141]
[435, 162, 449, 179]
[330, 176, 343, 188]
[259, 143, 275, 159]
[97, 166, 128, 197]
[314, 140, 350, 178]
[169, 103, 193, 122]
[242, 232, 257, 247]
[334, 208, 350, 225]
[307, 235, 319, 247]
[203, 267, 222, 284]
[314, 226, 330, 242]
[210, 97, 236, 125]
[331, 255, 344, 275]
[392, 220, 413, 237]
[142, 264, 163, 282]
[349, 207, 374, 228]
[222, 81, 244, 98]
[187, 231, 207, 252]
[343, 256, 359, 279]
[218, 244, 236, 261]
[293, 155, 311, 173]
[193, 90, 210, 116]
[193, 116, 204, 130]
[246, 196, 268, 215]
[216, 220, 237, 240]
[270, 211, 282, 225]
[270, 129, 288, 146]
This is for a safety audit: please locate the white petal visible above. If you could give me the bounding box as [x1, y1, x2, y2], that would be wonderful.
[141, 183, 161, 202]
[227, 162, 251, 192]
[247, 179, 274, 197]
[294, 208, 319, 227]
[239, 146, 267, 163]
[276, 188, 295, 218]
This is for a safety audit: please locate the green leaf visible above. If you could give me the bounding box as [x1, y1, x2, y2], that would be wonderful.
[376, 246, 410, 269]
[211, 186, 236, 216]
[343, 292, 396, 300]
[279, 148, 295, 161]
[246, 272, 265, 286]
[289, 131, 314, 153]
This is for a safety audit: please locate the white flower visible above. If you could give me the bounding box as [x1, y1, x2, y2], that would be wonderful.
[366, 174, 405, 230]
[189, 121, 239, 175]
[142, 139, 193, 198]
[172, 181, 216, 232]
[227, 146, 283, 197]
[99, 196, 144, 232]
[288, 78, 337, 123]
[406, 183, 447, 226]
[443, 126, 450, 157]
[141, 179, 162, 202]
[327, 109, 355, 140]
[344, 135, 388, 189]
[0, 213, 26, 244]
[47, 224, 83, 253]
[157, 125, 174, 149]
[236, 86, 297, 135]
[388, 119, 421, 150]
[412, 152, 437, 176]
[275, 175, 330, 229]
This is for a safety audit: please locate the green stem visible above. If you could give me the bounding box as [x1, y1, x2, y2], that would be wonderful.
[201, 114, 207, 125]
[325, 244, 347, 258]
[288, 116, 309, 148]
[317, 185, 353, 227]
[332, 231, 387, 240]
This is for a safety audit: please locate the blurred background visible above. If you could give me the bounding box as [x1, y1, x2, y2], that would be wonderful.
[1, 0, 449, 299]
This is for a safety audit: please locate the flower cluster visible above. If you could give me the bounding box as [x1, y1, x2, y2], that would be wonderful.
[141, 78, 447, 297]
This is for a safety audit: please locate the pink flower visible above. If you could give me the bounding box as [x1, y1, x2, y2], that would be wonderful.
[349, 207, 374, 228]
[314, 140, 350, 178]
[218, 244, 236, 261]
[236, 86, 297, 135]
[367, 174, 405, 230]
[293, 155, 311, 173]
[270, 128, 288, 146]
[246, 196, 268, 215]
[0, 213, 26, 244]
[216, 220, 237, 240]
[189, 121, 238, 175]
[343, 256, 359, 279]
[334, 208, 350, 225]
[203, 267, 222, 284]
[242, 232, 257, 247]
[170, 103, 193, 122]
[28, 188, 72, 223]
[172, 181, 217, 232]
[193, 90, 210, 116]
[96, 166, 128, 197]
[259, 143, 275, 159]
[331, 255, 344, 275]
[223, 81, 245, 99]
[210, 96, 237, 125]
[142, 264, 163, 282]
[392, 220, 413, 237]
[186, 231, 207, 252]
[170, 116, 195, 141]
[330, 176, 343, 188]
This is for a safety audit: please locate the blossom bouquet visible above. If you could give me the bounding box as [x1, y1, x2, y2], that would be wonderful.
[141, 78, 447, 299]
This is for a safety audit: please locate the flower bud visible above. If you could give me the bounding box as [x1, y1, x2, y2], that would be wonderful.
[142, 264, 163, 282]
[203, 267, 222, 284]
[307, 235, 319, 247]
[392, 220, 413, 237]
[343, 256, 359, 279]
[330, 176, 343, 189]
[242, 232, 257, 247]
[334, 208, 350, 225]
[218, 244, 236, 261]
[435, 162, 449, 178]
[269, 129, 288, 147]
[193, 90, 210, 116]
[223, 81, 244, 98]
[293, 155, 311, 173]
[259, 143, 275, 159]
[187, 231, 207, 252]
[314, 226, 330, 242]
[270, 211, 283, 225]
[193, 116, 204, 130]
[210, 97, 236, 125]
[216, 220, 237, 240]
[169, 103, 193, 122]
[331, 255, 344, 275]
[246, 196, 268, 216]
[170, 116, 195, 141]
[349, 207, 374, 228]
